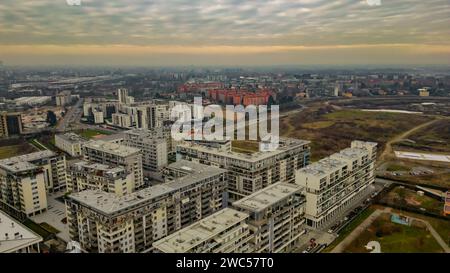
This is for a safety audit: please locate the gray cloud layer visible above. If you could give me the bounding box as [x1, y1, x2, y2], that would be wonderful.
[0, 0, 449, 46]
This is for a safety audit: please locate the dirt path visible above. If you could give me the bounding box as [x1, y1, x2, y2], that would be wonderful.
[378, 118, 440, 164]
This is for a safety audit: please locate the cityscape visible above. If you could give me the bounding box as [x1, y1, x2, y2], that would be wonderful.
[0, 0, 449, 261]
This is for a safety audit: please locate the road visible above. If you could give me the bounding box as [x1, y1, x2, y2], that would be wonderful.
[56, 98, 84, 132]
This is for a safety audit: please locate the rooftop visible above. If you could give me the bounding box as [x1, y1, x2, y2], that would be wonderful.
[153, 208, 248, 253]
[83, 140, 141, 157]
[177, 137, 310, 163]
[232, 182, 304, 212]
[70, 160, 126, 175]
[56, 132, 87, 144]
[68, 161, 226, 216]
[0, 150, 56, 173]
[0, 211, 42, 253]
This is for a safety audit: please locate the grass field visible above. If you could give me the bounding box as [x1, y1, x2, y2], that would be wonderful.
[231, 140, 260, 154]
[381, 186, 443, 215]
[77, 128, 112, 139]
[22, 219, 53, 240]
[322, 207, 375, 252]
[0, 143, 37, 159]
[343, 213, 444, 253]
[280, 106, 432, 161]
[393, 119, 450, 154]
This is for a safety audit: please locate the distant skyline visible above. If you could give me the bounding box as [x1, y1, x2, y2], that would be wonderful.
[1, 0, 449, 66]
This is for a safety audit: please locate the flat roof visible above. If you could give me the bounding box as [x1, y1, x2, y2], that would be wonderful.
[56, 132, 87, 143]
[232, 182, 303, 212]
[0, 150, 56, 173]
[153, 208, 248, 253]
[0, 211, 42, 253]
[83, 140, 141, 157]
[70, 160, 125, 174]
[177, 137, 310, 163]
[69, 161, 226, 216]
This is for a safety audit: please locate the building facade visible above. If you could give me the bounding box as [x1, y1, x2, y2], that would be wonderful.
[232, 182, 306, 253]
[153, 208, 252, 253]
[123, 129, 168, 180]
[295, 140, 377, 228]
[82, 140, 144, 190]
[67, 160, 134, 196]
[177, 138, 310, 202]
[66, 160, 227, 253]
[55, 133, 88, 157]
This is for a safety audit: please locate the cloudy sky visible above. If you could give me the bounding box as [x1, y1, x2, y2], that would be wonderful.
[0, 0, 449, 66]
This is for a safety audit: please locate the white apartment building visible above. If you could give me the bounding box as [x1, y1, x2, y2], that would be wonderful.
[0, 151, 67, 194]
[55, 133, 88, 157]
[66, 160, 227, 253]
[123, 129, 168, 180]
[177, 138, 310, 202]
[295, 140, 377, 228]
[92, 109, 104, 124]
[55, 90, 72, 106]
[232, 182, 306, 253]
[82, 140, 144, 190]
[0, 156, 48, 217]
[0, 210, 42, 253]
[112, 113, 132, 128]
[67, 160, 134, 196]
[153, 208, 252, 253]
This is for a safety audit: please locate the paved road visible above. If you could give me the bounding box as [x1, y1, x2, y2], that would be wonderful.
[56, 98, 84, 132]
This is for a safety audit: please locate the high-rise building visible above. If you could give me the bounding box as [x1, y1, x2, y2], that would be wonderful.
[66, 160, 227, 253]
[232, 182, 306, 253]
[67, 160, 134, 196]
[55, 90, 72, 106]
[153, 208, 252, 253]
[123, 129, 168, 180]
[177, 138, 310, 202]
[82, 140, 144, 190]
[0, 112, 23, 137]
[0, 153, 51, 217]
[117, 88, 129, 104]
[295, 140, 377, 228]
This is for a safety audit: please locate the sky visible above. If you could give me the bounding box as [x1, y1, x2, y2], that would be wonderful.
[0, 0, 449, 66]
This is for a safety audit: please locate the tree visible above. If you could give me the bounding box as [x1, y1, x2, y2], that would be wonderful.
[46, 110, 57, 126]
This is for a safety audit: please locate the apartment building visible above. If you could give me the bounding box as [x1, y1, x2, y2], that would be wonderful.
[177, 138, 310, 201]
[232, 182, 306, 253]
[0, 112, 23, 137]
[0, 210, 42, 253]
[123, 129, 168, 180]
[295, 140, 377, 228]
[92, 109, 104, 124]
[82, 140, 144, 190]
[55, 133, 88, 157]
[153, 208, 252, 253]
[65, 160, 227, 253]
[112, 113, 132, 128]
[0, 155, 48, 217]
[67, 160, 134, 196]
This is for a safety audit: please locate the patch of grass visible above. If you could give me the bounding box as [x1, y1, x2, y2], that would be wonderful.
[386, 164, 410, 172]
[323, 207, 375, 252]
[344, 213, 444, 253]
[39, 222, 60, 234]
[0, 143, 37, 159]
[232, 140, 259, 154]
[301, 121, 335, 129]
[77, 129, 112, 139]
[22, 219, 52, 240]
